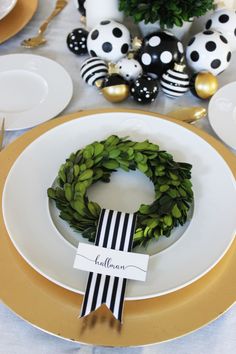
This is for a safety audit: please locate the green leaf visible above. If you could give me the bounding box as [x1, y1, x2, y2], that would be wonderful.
[64, 183, 73, 201]
[78, 169, 93, 181]
[102, 160, 119, 169]
[172, 204, 182, 218]
[109, 149, 121, 159]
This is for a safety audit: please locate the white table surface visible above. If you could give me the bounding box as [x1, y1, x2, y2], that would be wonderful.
[0, 0, 236, 352]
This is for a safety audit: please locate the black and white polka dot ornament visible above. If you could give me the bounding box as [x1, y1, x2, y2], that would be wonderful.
[80, 57, 108, 86]
[67, 28, 88, 55]
[205, 9, 236, 52]
[161, 62, 189, 98]
[116, 57, 143, 81]
[186, 30, 231, 76]
[87, 20, 131, 62]
[130, 75, 159, 104]
[136, 31, 184, 78]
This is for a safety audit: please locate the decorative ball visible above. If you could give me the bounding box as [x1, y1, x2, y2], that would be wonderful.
[77, 0, 86, 16]
[116, 58, 143, 81]
[101, 74, 129, 102]
[87, 20, 131, 62]
[161, 63, 189, 98]
[67, 28, 88, 55]
[130, 75, 159, 104]
[186, 30, 231, 76]
[80, 57, 108, 86]
[205, 9, 236, 52]
[190, 72, 218, 99]
[136, 31, 184, 78]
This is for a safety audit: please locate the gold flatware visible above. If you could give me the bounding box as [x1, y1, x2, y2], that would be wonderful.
[0, 118, 5, 152]
[167, 106, 207, 124]
[21, 0, 68, 48]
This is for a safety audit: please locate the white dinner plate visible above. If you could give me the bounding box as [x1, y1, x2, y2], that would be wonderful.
[0, 0, 17, 20]
[209, 81, 236, 150]
[0, 54, 73, 131]
[2, 112, 236, 300]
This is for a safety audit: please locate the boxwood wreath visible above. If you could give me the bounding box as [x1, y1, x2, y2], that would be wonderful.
[47, 135, 193, 248]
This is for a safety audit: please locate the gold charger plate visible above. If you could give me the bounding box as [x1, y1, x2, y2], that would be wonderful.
[0, 109, 236, 346]
[0, 0, 38, 44]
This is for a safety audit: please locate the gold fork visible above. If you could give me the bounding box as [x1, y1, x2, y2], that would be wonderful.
[21, 0, 68, 48]
[0, 118, 5, 152]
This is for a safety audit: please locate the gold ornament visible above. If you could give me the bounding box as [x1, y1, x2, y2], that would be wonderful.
[80, 16, 86, 25]
[132, 36, 142, 52]
[101, 74, 129, 103]
[168, 106, 207, 124]
[102, 84, 129, 103]
[190, 72, 218, 99]
[108, 62, 119, 75]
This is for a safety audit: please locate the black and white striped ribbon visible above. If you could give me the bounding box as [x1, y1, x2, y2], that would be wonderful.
[80, 209, 136, 322]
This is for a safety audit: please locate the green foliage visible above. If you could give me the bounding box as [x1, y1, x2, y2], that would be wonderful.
[119, 0, 214, 28]
[48, 135, 194, 248]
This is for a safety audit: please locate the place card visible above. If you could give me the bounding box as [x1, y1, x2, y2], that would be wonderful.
[74, 243, 149, 281]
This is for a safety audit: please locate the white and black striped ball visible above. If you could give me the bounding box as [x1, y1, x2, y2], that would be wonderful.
[87, 20, 131, 62]
[67, 28, 88, 55]
[161, 68, 189, 98]
[80, 57, 108, 86]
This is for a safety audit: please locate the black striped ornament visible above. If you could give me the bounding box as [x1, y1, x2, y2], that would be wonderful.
[80, 57, 108, 86]
[161, 63, 189, 98]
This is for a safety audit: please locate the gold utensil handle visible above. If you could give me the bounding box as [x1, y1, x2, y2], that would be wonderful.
[0, 118, 5, 152]
[39, 0, 68, 35]
[167, 106, 207, 124]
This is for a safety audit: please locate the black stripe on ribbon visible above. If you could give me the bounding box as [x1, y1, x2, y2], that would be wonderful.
[80, 209, 136, 322]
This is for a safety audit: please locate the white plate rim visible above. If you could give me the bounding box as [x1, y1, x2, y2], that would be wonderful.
[2, 111, 236, 300]
[0, 0, 17, 20]
[208, 81, 236, 150]
[0, 54, 73, 131]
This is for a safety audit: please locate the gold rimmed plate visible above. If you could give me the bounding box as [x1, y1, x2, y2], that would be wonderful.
[0, 109, 236, 346]
[0, 0, 38, 44]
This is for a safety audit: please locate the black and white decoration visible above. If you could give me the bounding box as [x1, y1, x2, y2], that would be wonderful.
[80, 209, 136, 322]
[130, 75, 159, 104]
[205, 9, 236, 52]
[116, 58, 143, 81]
[136, 31, 184, 77]
[186, 30, 232, 76]
[67, 28, 88, 55]
[160, 63, 189, 98]
[87, 20, 131, 62]
[80, 57, 108, 86]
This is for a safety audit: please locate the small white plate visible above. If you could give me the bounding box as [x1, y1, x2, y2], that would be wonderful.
[0, 54, 73, 131]
[2, 112, 236, 299]
[209, 82, 236, 150]
[0, 0, 17, 20]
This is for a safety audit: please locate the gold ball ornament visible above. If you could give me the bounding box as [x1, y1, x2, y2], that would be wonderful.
[101, 74, 130, 103]
[190, 72, 218, 99]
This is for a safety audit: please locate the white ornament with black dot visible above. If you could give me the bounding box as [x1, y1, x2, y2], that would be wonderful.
[87, 20, 131, 62]
[67, 28, 88, 55]
[130, 75, 159, 104]
[205, 9, 236, 52]
[116, 58, 143, 81]
[80, 57, 108, 86]
[186, 30, 231, 76]
[161, 62, 190, 98]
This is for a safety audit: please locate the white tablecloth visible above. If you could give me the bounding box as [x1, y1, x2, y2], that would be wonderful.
[0, 0, 236, 352]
